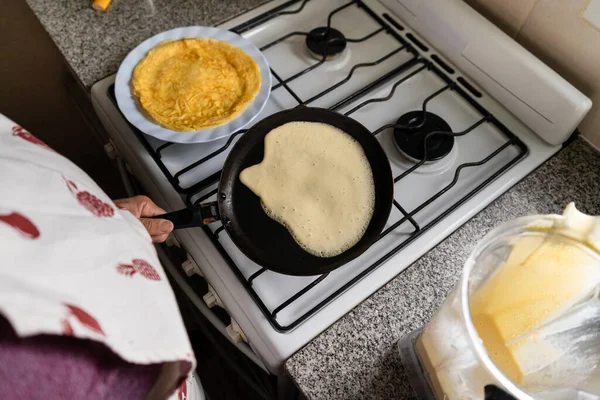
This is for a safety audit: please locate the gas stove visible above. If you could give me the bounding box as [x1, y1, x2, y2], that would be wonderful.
[91, 0, 591, 374]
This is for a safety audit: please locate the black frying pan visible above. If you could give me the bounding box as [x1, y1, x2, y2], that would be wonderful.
[156, 107, 393, 276]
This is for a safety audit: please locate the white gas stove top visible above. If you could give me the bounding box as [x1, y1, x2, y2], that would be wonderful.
[91, 0, 590, 374]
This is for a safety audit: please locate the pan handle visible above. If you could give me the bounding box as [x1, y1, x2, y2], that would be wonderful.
[150, 202, 220, 229]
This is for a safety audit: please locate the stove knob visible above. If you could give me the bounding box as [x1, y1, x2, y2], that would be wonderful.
[181, 255, 202, 277]
[226, 318, 247, 343]
[104, 142, 118, 159]
[203, 285, 223, 308]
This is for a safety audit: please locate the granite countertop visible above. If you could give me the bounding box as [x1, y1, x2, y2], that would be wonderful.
[26, 0, 270, 88]
[285, 137, 600, 400]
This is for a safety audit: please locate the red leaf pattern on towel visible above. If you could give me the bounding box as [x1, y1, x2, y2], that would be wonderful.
[65, 178, 78, 193]
[133, 259, 161, 280]
[63, 177, 114, 217]
[116, 259, 161, 281]
[12, 126, 54, 151]
[178, 381, 187, 400]
[117, 263, 136, 277]
[76, 191, 115, 217]
[0, 212, 40, 239]
[65, 304, 105, 335]
[62, 319, 74, 336]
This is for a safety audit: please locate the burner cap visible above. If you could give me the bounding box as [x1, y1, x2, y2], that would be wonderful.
[305, 27, 347, 60]
[393, 111, 454, 162]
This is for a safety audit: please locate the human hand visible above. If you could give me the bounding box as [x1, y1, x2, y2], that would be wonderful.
[114, 196, 174, 243]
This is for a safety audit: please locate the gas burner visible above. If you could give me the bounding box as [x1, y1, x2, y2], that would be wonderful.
[305, 27, 347, 60]
[393, 111, 454, 163]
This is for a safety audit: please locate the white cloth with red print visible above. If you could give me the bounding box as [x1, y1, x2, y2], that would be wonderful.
[0, 114, 196, 398]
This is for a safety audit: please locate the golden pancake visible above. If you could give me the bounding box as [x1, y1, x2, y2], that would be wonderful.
[132, 38, 261, 131]
[240, 122, 375, 258]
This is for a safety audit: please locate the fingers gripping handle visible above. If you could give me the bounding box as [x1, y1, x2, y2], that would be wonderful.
[150, 202, 220, 229]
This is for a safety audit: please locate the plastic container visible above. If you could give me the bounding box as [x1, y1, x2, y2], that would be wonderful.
[399, 204, 600, 400]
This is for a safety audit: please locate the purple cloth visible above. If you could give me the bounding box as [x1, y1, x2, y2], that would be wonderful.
[0, 316, 161, 399]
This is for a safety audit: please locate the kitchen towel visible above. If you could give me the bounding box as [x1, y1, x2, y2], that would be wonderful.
[0, 113, 195, 399]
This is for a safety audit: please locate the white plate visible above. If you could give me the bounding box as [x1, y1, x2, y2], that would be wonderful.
[115, 26, 271, 144]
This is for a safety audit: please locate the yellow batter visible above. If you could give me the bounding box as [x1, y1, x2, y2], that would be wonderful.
[132, 38, 261, 131]
[239, 122, 375, 257]
[470, 204, 600, 384]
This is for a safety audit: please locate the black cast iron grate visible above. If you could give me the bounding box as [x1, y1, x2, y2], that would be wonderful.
[108, 0, 528, 332]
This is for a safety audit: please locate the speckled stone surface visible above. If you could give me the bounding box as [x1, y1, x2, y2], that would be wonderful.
[285, 137, 600, 400]
[25, 0, 271, 88]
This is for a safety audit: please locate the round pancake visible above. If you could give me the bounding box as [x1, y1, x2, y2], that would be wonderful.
[240, 122, 376, 258]
[132, 38, 261, 131]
